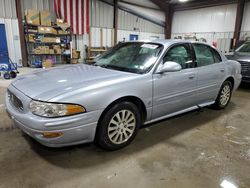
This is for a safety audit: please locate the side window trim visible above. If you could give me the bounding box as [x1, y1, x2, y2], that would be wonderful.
[161, 43, 194, 69]
[192, 43, 216, 67]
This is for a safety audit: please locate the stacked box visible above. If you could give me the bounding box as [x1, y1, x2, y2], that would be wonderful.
[25, 9, 40, 25]
[40, 10, 52, 26]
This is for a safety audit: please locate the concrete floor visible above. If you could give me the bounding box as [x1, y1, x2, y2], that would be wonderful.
[0, 68, 250, 188]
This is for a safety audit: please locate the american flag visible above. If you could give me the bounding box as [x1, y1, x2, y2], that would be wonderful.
[54, 0, 90, 35]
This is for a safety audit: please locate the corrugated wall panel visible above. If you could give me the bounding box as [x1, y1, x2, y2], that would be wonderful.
[117, 30, 164, 42]
[21, 0, 54, 17]
[91, 0, 113, 28]
[172, 4, 237, 33]
[0, 0, 16, 18]
[91, 0, 164, 34]
[118, 9, 164, 34]
[241, 2, 250, 32]
[0, 19, 22, 65]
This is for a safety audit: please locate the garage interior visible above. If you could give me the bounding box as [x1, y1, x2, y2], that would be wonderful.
[0, 0, 250, 187]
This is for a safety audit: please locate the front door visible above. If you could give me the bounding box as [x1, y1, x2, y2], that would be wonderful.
[152, 43, 197, 119]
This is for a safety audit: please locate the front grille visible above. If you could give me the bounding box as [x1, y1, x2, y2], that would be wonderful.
[8, 90, 24, 111]
[239, 61, 250, 75]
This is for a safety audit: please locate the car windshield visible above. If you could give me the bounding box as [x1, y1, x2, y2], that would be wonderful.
[94, 42, 163, 74]
[236, 42, 250, 53]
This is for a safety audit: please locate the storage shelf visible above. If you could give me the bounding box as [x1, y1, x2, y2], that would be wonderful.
[25, 23, 70, 29]
[26, 32, 71, 36]
[27, 42, 70, 45]
[24, 22, 72, 65]
[29, 53, 70, 56]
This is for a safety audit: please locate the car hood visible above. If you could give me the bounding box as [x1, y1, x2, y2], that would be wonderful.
[227, 52, 250, 62]
[11, 64, 137, 101]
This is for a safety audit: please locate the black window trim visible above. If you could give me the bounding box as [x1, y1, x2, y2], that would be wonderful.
[156, 42, 195, 71]
[191, 42, 222, 67]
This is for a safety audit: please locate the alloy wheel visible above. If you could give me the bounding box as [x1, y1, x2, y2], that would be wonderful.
[107, 110, 136, 144]
[220, 84, 231, 106]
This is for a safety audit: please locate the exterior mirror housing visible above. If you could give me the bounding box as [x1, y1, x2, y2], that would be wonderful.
[157, 61, 182, 73]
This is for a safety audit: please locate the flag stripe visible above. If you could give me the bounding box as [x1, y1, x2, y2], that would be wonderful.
[86, 0, 89, 34]
[63, 0, 67, 22]
[58, 0, 62, 18]
[81, 0, 85, 34]
[54, 0, 89, 34]
[70, 0, 73, 33]
[76, 0, 79, 34]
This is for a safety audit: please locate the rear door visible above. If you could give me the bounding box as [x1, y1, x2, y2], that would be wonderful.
[152, 43, 197, 119]
[192, 43, 226, 104]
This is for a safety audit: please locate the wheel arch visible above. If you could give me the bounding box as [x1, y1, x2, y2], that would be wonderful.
[224, 76, 235, 89]
[96, 95, 147, 129]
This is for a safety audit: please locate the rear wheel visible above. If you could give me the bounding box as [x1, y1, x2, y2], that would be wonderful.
[213, 81, 232, 109]
[10, 71, 17, 78]
[95, 101, 141, 150]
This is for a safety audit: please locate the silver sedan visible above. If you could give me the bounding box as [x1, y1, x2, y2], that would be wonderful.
[5, 40, 242, 150]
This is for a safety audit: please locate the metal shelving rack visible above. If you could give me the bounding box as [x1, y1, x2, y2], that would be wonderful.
[24, 23, 72, 66]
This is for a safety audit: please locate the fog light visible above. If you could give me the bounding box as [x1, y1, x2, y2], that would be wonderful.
[42, 132, 63, 138]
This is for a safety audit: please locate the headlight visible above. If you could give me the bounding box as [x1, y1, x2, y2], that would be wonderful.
[29, 100, 86, 117]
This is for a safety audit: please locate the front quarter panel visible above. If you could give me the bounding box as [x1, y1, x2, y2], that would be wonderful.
[49, 74, 153, 121]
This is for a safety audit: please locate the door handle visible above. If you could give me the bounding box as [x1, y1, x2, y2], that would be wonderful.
[220, 69, 225, 73]
[188, 74, 195, 79]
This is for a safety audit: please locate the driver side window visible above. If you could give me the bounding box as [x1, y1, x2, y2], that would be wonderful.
[163, 44, 193, 69]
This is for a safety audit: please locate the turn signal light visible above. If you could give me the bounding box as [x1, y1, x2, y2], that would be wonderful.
[42, 132, 63, 138]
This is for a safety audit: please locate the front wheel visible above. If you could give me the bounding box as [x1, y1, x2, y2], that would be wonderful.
[213, 81, 232, 109]
[95, 101, 141, 150]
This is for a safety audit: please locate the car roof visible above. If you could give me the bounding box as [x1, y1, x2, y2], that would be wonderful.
[127, 39, 208, 47]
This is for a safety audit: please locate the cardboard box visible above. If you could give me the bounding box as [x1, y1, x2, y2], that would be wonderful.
[25, 9, 40, 25]
[28, 29, 38, 33]
[58, 30, 69, 35]
[39, 27, 57, 34]
[40, 10, 52, 26]
[72, 49, 80, 59]
[44, 46, 50, 54]
[71, 59, 79, 64]
[49, 49, 54, 54]
[55, 48, 62, 54]
[33, 48, 41, 54]
[38, 27, 46, 33]
[42, 59, 54, 68]
[27, 34, 35, 42]
[42, 37, 60, 43]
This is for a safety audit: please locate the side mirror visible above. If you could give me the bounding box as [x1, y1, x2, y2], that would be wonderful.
[157, 61, 182, 73]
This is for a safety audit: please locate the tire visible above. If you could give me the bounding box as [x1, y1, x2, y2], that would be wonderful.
[95, 101, 141, 150]
[3, 72, 11, 80]
[213, 81, 232, 109]
[10, 71, 17, 79]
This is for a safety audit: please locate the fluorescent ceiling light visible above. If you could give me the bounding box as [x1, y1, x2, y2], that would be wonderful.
[179, 0, 189, 2]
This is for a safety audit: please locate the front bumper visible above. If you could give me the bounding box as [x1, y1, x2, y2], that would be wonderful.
[5, 85, 102, 147]
[242, 75, 250, 83]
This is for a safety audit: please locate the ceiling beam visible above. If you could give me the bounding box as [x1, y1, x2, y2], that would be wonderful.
[173, 0, 238, 11]
[150, 0, 170, 11]
[120, 0, 161, 11]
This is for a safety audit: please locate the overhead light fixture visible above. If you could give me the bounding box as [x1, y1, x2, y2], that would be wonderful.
[220, 180, 237, 188]
[179, 0, 189, 2]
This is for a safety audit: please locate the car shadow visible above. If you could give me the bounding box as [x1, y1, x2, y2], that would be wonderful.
[239, 82, 250, 91]
[22, 102, 236, 169]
